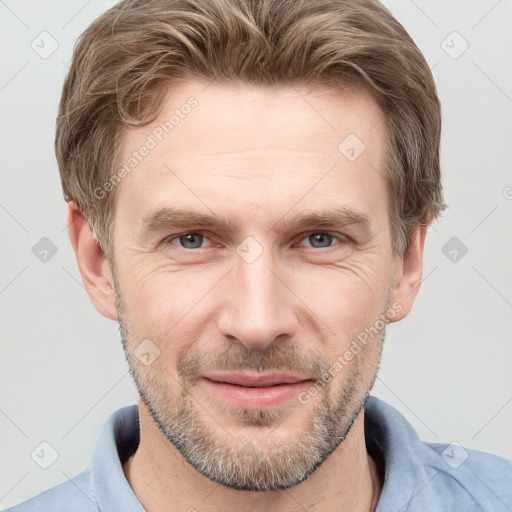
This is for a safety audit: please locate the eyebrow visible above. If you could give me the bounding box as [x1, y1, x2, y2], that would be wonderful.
[285, 208, 371, 232]
[140, 206, 371, 235]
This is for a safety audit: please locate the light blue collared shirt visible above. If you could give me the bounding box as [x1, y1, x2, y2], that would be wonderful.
[7, 397, 512, 511]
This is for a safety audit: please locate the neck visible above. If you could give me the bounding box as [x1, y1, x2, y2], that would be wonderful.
[123, 399, 381, 512]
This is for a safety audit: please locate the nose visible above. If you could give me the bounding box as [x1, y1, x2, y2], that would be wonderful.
[217, 246, 299, 351]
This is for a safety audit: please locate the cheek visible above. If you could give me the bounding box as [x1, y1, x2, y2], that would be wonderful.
[119, 260, 226, 345]
[289, 263, 391, 377]
[293, 261, 391, 333]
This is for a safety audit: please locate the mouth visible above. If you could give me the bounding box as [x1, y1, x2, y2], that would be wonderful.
[200, 371, 314, 408]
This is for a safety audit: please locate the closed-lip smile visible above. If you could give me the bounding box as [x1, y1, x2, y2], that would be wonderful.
[200, 371, 314, 408]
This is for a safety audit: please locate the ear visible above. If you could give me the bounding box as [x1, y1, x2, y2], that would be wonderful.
[388, 226, 428, 323]
[67, 202, 118, 320]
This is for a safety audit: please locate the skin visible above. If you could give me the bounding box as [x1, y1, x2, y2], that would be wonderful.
[68, 80, 427, 512]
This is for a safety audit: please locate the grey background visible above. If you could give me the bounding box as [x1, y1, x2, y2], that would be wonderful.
[1, 0, 511, 507]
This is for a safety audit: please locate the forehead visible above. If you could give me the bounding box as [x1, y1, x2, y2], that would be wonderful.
[114, 79, 388, 226]
[121, 79, 385, 156]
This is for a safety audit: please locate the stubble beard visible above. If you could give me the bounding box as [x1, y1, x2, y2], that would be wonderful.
[114, 280, 385, 492]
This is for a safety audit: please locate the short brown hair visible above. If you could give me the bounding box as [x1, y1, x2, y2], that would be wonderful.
[56, 0, 444, 258]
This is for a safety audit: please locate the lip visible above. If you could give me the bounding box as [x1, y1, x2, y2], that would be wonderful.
[201, 371, 310, 387]
[200, 371, 313, 408]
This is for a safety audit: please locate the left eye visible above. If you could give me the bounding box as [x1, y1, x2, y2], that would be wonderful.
[300, 233, 339, 248]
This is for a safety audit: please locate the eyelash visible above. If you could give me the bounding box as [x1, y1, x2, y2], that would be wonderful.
[163, 231, 348, 249]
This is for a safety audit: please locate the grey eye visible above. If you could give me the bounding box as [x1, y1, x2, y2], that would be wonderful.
[178, 233, 204, 249]
[308, 233, 334, 248]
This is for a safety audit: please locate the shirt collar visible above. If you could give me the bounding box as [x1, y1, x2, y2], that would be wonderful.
[365, 396, 422, 511]
[91, 404, 143, 512]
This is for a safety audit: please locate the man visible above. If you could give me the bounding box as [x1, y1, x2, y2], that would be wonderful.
[7, 0, 511, 510]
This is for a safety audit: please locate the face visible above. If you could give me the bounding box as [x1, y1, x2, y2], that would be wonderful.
[107, 80, 403, 491]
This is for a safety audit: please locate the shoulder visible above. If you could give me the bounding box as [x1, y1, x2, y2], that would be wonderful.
[364, 397, 512, 511]
[421, 441, 512, 510]
[5, 405, 141, 512]
[5, 469, 99, 512]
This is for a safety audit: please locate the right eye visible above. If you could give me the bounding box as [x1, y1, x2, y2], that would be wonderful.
[164, 232, 209, 249]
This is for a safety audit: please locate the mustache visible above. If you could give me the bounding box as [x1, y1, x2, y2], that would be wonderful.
[177, 343, 331, 384]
